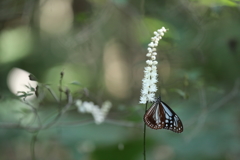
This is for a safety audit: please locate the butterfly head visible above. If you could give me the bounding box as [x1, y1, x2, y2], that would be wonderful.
[156, 96, 162, 103]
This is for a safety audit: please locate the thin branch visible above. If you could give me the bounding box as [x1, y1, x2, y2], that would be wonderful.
[209, 79, 240, 112]
[0, 118, 142, 130]
[59, 71, 64, 103]
[23, 101, 42, 129]
[185, 78, 240, 140]
[16, 99, 42, 132]
[0, 90, 73, 131]
[185, 86, 208, 140]
[185, 110, 207, 142]
[199, 86, 207, 108]
[42, 90, 73, 129]
[30, 132, 38, 160]
[45, 86, 59, 103]
[184, 86, 207, 128]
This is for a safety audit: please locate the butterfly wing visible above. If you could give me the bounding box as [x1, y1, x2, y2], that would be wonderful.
[144, 102, 164, 130]
[160, 101, 183, 133]
[144, 101, 183, 133]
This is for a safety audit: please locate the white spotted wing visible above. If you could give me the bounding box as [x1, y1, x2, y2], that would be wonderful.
[144, 97, 183, 133]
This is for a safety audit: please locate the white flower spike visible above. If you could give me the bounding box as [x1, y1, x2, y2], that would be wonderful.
[139, 27, 168, 104]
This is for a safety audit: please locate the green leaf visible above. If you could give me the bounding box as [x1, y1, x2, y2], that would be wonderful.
[30, 86, 35, 92]
[17, 91, 26, 94]
[70, 81, 82, 86]
[24, 85, 30, 89]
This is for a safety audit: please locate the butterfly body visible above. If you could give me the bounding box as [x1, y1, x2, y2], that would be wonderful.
[144, 97, 183, 133]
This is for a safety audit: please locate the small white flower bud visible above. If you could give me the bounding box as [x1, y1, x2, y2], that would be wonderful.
[148, 42, 155, 47]
[147, 47, 152, 52]
[153, 31, 158, 35]
[149, 84, 157, 92]
[151, 56, 156, 60]
[146, 60, 153, 65]
[155, 38, 159, 42]
[146, 53, 151, 57]
[162, 27, 166, 32]
[152, 65, 157, 70]
[145, 66, 152, 71]
[152, 52, 157, 56]
[140, 96, 147, 104]
[144, 73, 151, 78]
[147, 93, 155, 102]
[152, 61, 158, 65]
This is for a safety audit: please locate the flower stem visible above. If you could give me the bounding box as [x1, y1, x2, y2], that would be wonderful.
[143, 101, 148, 160]
[59, 71, 64, 104]
[30, 132, 38, 160]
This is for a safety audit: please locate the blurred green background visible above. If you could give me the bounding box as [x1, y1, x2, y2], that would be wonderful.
[0, 0, 240, 159]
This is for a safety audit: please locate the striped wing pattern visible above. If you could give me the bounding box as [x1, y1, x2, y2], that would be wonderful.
[144, 98, 183, 133]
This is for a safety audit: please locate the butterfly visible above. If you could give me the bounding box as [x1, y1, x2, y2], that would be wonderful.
[144, 96, 183, 133]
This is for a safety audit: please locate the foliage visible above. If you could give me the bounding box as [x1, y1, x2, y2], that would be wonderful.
[0, 0, 240, 160]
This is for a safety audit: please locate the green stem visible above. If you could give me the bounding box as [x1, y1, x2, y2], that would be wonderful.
[30, 132, 38, 160]
[143, 102, 148, 160]
[59, 71, 64, 104]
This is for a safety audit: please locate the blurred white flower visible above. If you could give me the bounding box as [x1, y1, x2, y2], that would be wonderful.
[76, 100, 112, 124]
[139, 27, 168, 104]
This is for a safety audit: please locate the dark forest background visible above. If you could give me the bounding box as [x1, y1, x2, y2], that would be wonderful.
[0, 0, 240, 159]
